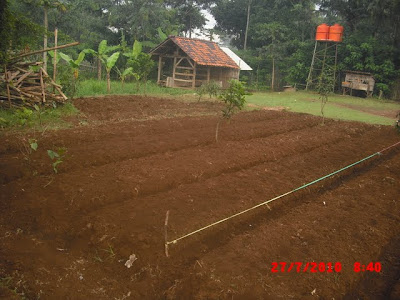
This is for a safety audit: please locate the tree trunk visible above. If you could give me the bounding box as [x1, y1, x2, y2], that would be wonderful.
[53, 28, 58, 88]
[244, 0, 251, 50]
[43, 6, 48, 72]
[97, 57, 102, 80]
[189, 14, 192, 38]
[107, 71, 111, 93]
[271, 56, 275, 91]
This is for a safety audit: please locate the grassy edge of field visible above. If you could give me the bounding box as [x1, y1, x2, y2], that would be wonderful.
[245, 91, 400, 126]
[1, 80, 400, 131]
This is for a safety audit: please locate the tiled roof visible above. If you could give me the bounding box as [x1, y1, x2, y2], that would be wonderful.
[170, 36, 239, 69]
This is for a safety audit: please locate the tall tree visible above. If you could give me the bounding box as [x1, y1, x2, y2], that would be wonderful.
[108, 0, 176, 43]
[0, 0, 11, 64]
[320, 0, 400, 96]
[25, 0, 66, 71]
[2, 1, 43, 64]
[244, 0, 251, 50]
[166, 0, 214, 38]
[212, 0, 248, 48]
[254, 22, 288, 90]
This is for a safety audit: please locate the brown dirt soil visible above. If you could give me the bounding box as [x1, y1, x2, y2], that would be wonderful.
[1, 95, 399, 299]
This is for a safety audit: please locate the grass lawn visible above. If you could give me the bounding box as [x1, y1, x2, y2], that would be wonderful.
[246, 91, 400, 125]
[76, 79, 192, 98]
[0, 102, 79, 131]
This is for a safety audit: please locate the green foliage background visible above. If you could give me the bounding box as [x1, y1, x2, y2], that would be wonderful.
[3, 0, 400, 99]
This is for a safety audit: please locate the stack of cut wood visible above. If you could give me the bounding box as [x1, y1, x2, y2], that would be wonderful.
[0, 61, 67, 108]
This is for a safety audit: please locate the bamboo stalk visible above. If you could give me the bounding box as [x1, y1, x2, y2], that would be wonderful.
[11, 42, 80, 61]
[53, 28, 58, 85]
[8, 71, 20, 82]
[41, 67, 67, 100]
[20, 86, 43, 92]
[15, 72, 33, 87]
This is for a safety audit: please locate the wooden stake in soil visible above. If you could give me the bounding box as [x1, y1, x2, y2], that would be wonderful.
[164, 210, 170, 257]
[39, 68, 46, 103]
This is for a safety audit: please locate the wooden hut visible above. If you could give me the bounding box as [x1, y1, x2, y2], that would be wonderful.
[150, 36, 241, 89]
[342, 70, 375, 97]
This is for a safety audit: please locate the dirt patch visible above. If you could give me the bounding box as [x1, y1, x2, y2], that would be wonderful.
[73, 95, 223, 124]
[0, 95, 399, 299]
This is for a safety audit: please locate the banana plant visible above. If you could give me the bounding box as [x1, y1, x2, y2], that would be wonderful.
[124, 40, 154, 93]
[58, 50, 86, 79]
[116, 67, 135, 88]
[57, 50, 87, 98]
[123, 40, 142, 61]
[105, 52, 120, 93]
[85, 40, 120, 80]
[48, 50, 60, 64]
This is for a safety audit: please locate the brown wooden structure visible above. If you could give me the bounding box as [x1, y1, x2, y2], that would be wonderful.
[150, 36, 240, 89]
[342, 70, 375, 97]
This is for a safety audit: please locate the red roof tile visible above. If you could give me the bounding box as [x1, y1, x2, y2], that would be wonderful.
[170, 36, 239, 69]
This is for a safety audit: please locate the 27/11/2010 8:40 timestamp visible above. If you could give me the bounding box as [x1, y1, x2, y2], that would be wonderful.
[271, 262, 382, 273]
[271, 262, 342, 273]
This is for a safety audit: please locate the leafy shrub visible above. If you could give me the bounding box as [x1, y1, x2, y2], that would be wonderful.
[219, 80, 249, 118]
[15, 107, 33, 126]
[58, 64, 78, 98]
[197, 80, 221, 101]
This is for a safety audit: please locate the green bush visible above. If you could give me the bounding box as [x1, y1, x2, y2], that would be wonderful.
[58, 64, 79, 99]
[197, 80, 221, 101]
[219, 80, 249, 118]
[215, 80, 250, 142]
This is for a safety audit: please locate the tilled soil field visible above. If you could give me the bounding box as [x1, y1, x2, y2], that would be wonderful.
[0, 95, 399, 299]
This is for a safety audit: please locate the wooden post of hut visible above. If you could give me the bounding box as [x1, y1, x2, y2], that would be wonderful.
[192, 62, 197, 88]
[157, 56, 162, 84]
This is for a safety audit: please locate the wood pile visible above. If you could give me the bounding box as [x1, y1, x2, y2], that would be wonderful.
[1, 62, 67, 108]
[1, 42, 80, 109]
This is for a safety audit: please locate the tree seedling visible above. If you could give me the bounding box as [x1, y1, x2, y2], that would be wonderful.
[33, 104, 44, 127]
[317, 69, 334, 125]
[19, 136, 39, 174]
[47, 147, 67, 173]
[215, 80, 249, 143]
